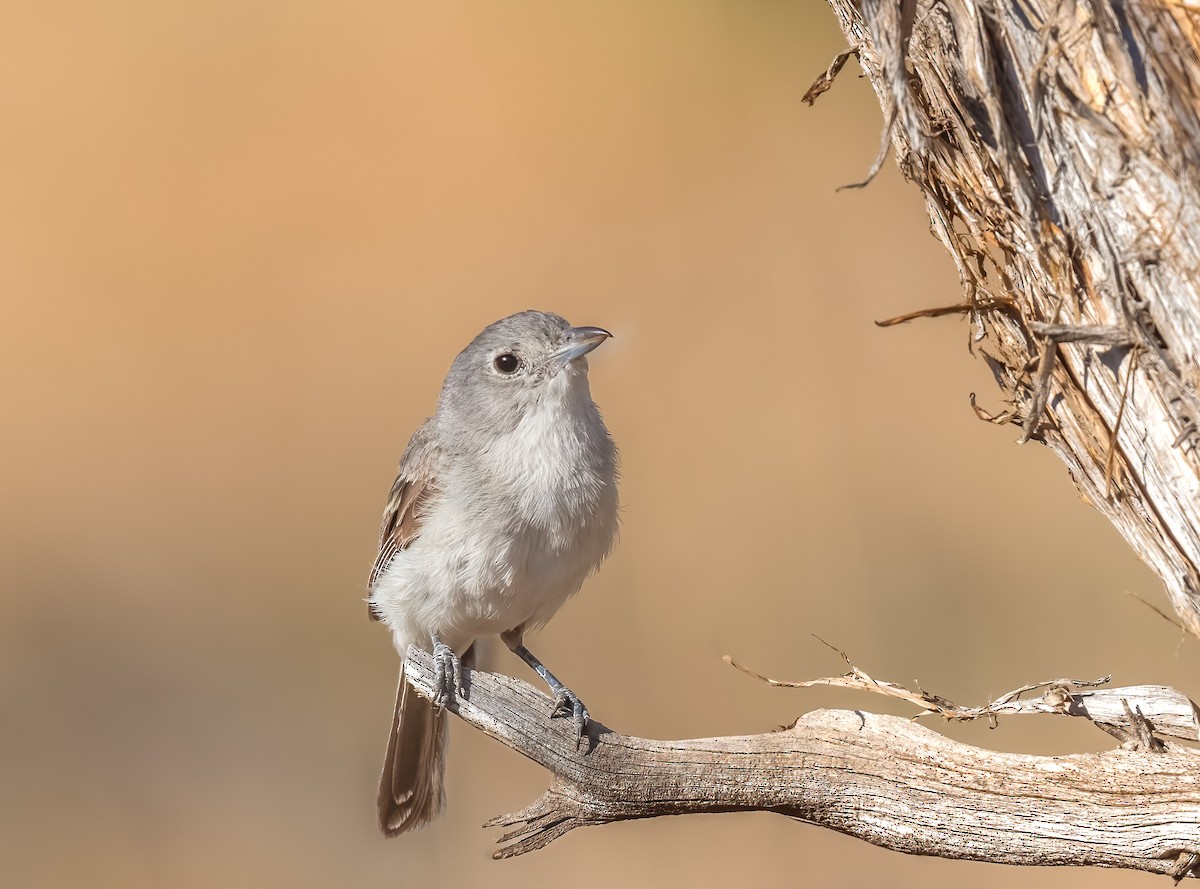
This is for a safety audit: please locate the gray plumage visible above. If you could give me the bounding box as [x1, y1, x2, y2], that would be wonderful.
[368, 310, 620, 836]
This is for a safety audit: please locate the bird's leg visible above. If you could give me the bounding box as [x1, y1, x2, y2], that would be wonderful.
[430, 633, 463, 709]
[460, 641, 477, 673]
[500, 628, 589, 744]
[459, 642, 476, 696]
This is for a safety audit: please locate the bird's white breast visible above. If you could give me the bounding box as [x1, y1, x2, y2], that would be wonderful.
[373, 374, 618, 654]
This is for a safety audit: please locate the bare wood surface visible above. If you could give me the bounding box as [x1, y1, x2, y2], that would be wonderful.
[819, 1, 1200, 634]
[726, 642, 1200, 744]
[405, 648, 1200, 875]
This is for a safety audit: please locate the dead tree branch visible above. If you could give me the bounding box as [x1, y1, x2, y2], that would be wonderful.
[818, 0, 1200, 634]
[405, 647, 1200, 875]
[726, 639, 1200, 745]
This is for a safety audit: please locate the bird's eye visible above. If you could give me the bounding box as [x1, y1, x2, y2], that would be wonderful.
[493, 353, 520, 374]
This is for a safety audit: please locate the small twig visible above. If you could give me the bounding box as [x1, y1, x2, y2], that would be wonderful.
[1105, 343, 1140, 498]
[1020, 337, 1058, 443]
[839, 105, 897, 190]
[727, 652, 1105, 724]
[969, 392, 1017, 424]
[725, 644, 1200, 742]
[1126, 589, 1191, 657]
[876, 294, 1018, 327]
[875, 302, 973, 326]
[803, 49, 856, 105]
[1106, 699, 1167, 752]
[1127, 589, 1185, 630]
[1170, 850, 1200, 884]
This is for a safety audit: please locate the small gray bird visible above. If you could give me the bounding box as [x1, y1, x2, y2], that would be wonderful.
[367, 310, 620, 836]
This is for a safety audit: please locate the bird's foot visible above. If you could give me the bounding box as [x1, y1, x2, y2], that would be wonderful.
[501, 635, 590, 750]
[550, 685, 590, 746]
[431, 636, 462, 709]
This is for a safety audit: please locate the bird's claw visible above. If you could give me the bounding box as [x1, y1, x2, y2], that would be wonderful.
[550, 687, 589, 748]
[432, 639, 462, 710]
[502, 639, 590, 749]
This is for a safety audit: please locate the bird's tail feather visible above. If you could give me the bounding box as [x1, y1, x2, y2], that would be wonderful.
[377, 664, 446, 835]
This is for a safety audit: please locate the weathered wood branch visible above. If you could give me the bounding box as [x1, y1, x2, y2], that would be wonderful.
[819, 1, 1200, 633]
[405, 648, 1200, 876]
[726, 639, 1200, 745]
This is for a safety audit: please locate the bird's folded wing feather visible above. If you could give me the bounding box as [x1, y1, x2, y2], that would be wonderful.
[368, 419, 441, 619]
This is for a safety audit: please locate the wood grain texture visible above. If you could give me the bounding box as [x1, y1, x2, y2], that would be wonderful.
[821, 0, 1200, 634]
[405, 648, 1200, 875]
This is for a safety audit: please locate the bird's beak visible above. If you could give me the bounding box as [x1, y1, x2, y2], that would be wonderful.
[549, 326, 612, 365]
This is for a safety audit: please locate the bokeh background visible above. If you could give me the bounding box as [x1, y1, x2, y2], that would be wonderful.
[3, 3, 1194, 887]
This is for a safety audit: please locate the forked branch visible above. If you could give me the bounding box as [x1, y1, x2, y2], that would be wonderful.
[404, 647, 1200, 876]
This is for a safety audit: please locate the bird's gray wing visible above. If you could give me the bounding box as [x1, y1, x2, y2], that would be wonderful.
[367, 419, 440, 620]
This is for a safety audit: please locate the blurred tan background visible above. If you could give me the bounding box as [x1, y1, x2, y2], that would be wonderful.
[2, 3, 1194, 887]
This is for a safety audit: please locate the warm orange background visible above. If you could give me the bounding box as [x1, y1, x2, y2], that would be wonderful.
[2, 4, 1193, 888]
